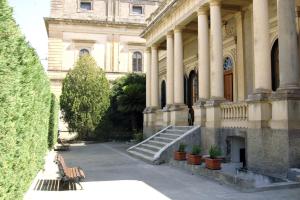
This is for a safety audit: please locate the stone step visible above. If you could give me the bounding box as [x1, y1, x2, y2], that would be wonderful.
[171, 126, 192, 131]
[140, 143, 162, 152]
[128, 150, 153, 162]
[160, 133, 181, 139]
[164, 129, 185, 135]
[147, 140, 168, 147]
[153, 136, 174, 143]
[134, 147, 156, 157]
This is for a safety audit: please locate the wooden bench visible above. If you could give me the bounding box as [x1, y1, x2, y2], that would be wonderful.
[55, 154, 85, 189]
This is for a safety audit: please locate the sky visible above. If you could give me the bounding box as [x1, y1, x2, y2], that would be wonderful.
[8, 0, 50, 69]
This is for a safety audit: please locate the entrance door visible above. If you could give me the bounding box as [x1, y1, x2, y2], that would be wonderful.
[223, 57, 234, 101]
[224, 70, 233, 101]
[188, 71, 198, 125]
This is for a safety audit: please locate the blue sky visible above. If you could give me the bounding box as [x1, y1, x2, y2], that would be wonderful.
[8, 0, 50, 68]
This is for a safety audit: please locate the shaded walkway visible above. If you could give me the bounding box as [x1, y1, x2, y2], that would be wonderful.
[59, 143, 300, 200]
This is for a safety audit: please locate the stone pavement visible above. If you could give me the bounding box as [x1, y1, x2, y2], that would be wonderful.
[26, 143, 300, 200]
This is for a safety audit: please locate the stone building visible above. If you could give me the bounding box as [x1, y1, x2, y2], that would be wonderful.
[45, 0, 161, 96]
[142, 0, 300, 177]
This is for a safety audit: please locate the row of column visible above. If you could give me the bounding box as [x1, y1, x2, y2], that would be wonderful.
[146, 0, 300, 109]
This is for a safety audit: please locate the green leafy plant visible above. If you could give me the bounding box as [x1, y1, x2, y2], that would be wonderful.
[48, 94, 59, 148]
[191, 145, 202, 155]
[95, 73, 146, 141]
[0, 1, 52, 199]
[209, 145, 222, 159]
[178, 143, 187, 152]
[60, 55, 110, 139]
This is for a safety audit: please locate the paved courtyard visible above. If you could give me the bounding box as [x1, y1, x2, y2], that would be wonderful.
[46, 142, 299, 200]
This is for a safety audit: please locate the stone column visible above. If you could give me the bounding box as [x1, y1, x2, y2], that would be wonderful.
[198, 8, 210, 100]
[248, 0, 272, 129]
[205, 0, 224, 129]
[145, 49, 151, 108]
[170, 26, 188, 126]
[166, 32, 174, 106]
[210, 0, 224, 100]
[277, 0, 300, 89]
[151, 46, 159, 108]
[173, 27, 185, 105]
[253, 0, 271, 93]
[194, 7, 209, 126]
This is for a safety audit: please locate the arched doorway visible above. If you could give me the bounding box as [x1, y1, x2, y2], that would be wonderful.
[271, 39, 279, 91]
[187, 70, 198, 125]
[223, 57, 234, 101]
[184, 75, 188, 105]
[161, 80, 166, 109]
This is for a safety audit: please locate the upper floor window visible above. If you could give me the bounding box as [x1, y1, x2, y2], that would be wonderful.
[132, 52, 143, 72]
[79, 48, 90, 57]
[131, 5, 143, 15]
[80, 1, 92, 11]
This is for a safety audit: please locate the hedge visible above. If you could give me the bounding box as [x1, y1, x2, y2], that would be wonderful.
[0, 1, 52, 199]
[48, 94, 59, 149]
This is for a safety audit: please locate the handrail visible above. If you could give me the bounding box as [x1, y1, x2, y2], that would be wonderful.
[127, 125, 172, 151]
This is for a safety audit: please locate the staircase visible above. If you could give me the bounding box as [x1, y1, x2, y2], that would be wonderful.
[127, 126, 201, 164]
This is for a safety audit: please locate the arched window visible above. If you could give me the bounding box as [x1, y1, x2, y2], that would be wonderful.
[223, 57, 233, 71]
[132, 52, 143, 72]
[79, 48, 90, 57]
[271, 39, 279, 91]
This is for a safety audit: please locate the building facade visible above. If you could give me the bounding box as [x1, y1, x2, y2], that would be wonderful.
[143, 0, 300, 177]
[45, 0, 161, 96]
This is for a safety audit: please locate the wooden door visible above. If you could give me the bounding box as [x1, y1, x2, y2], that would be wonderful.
[224, 70, 233, 101]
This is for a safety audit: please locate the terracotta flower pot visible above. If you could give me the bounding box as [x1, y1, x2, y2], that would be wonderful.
[205, 158, 221, 170]
[187, 154, 202, 165]
[174, 151, 186, 161]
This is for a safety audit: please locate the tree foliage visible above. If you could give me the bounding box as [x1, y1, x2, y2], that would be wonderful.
[48, 94, 59, 148]
[0, 0, 51, 199]
[60, 55, 110, 139]
[96, 73, 145, 141]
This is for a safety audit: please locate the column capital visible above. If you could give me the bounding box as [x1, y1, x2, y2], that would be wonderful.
[166, 31, 173, 38]
[210, 0, 222, 6]
[197, 7, 209, 16]
[145, 48, 151, 53]
[151, 45, 158, 50]
[173, 25, 185, 33]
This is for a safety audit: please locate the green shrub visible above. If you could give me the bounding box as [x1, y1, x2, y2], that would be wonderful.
[95, 73, 145, 141]
[0, 1, 51, 199]
[191, 145, 202, 155]
[178, 143, 186, 152]
[48, 94, 59, 148]
[209, 145, 222, 159]
[133, 132, 143, 143]
[60, 55, 110, 139]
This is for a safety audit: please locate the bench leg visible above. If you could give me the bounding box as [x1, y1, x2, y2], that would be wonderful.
[76, 181, 83, 190]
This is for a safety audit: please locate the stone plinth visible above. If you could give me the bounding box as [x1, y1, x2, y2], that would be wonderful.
[169, 104, 189, 126]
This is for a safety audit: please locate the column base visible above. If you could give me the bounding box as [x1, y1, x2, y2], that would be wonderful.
[247, 92, 272, 129]
[270, 88, 300, 130]
[205, 99, 226, 128]
[193, 100, 207, 127]
[169, 104, 189, 126]
[162, 104, 173, 126]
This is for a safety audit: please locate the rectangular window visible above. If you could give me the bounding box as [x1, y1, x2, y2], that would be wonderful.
[132, 5, 143, 15]
[80, 2, 92, 11]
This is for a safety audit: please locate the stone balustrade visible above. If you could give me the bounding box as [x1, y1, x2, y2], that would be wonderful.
[220, 102, 249, 128]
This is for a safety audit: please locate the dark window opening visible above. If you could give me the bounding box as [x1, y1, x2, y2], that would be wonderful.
[80, 2, 92, 10]
[132, 6, 143, 14]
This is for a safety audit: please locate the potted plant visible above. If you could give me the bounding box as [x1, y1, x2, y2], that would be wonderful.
[205, 145, 222, 170]
[174, 143, 187, 161]
[187, 145, 202, 165]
